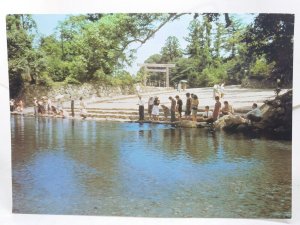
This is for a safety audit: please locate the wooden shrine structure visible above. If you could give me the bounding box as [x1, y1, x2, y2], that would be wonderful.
[138, 63, 175, 87]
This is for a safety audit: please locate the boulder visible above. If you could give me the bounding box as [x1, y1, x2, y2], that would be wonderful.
[215, 115, 247, 129]
[259, 90, 292, 139]
[179, 120, 197, 128]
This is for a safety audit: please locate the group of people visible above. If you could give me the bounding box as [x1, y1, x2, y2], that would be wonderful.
[137, 91, 262, 126]
[137, 95, 160, 121]
[32, 96, 88, 119]
[9, 94, 90, 119]
[32, 96, 67, 117]
[10, 99, 24, 113]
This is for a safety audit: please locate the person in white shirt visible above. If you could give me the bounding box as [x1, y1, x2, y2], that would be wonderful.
[33, 97, 38, 116]
[201, 106, 214, 123]
[148, 97, 154, 120]
[137, 95, 145, 121]
[245, 103, 262, 124]
[220, 83, 225, 98]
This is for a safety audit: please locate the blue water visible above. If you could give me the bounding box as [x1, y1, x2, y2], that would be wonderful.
[11, 116, 291, 217]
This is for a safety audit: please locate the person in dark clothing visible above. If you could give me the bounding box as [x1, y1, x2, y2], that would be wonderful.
[185, 93, 192, 119]
[175, 95, 183, 119]
[169, 96, 176, 122]
[70, 96, 75, 117]
[137, 95, 145, 121]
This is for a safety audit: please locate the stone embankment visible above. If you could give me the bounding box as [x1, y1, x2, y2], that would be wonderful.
[21, 83, 172, 107]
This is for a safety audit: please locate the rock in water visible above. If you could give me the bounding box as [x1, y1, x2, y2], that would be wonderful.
[215, 115, 247, 129]
[179, 120, 197, 128]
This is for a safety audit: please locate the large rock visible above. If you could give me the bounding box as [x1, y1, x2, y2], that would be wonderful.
[215, 115, 247, 129]
[258, 90, 292, 139]
[179, 120, 197, 128]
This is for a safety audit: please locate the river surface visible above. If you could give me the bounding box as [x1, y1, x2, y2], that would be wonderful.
[11, 116, 291, 218]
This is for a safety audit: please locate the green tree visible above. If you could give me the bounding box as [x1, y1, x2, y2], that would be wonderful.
[55, 13, 186, 82]
[160, 36, 182, 63]
[6, 14, 43, 97]
[244, 13, 294, 86]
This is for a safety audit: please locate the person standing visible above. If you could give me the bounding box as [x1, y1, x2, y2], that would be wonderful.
[137, 95, 145, 121]
[57, 99, 64, 117]
[177, 82, 181, 92]
[33, 97, 38, 116]
[70, 96, 75, 117]
[16, 100, 24, 113]
[220, 83, 225, 99]
[213, 84, 219, 99]
[152, 97, 160, 121]
[10, 99, 15, 112]
[175, 95, 183, 119]
[191, 95, 199, 122]
[79, 97, 87, 119]
[42, 97, 48, 114]
[169, 96, 176, 122]
[185, 93, 192, 119]
[147, 97, 154, 120]
[212, 96, 221, 121]
[47, 98, 52, 114]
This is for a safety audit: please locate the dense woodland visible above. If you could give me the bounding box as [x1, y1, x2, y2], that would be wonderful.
[7, 13, 294, 98]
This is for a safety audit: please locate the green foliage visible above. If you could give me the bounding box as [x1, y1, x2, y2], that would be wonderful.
[160, 36, 183, 63]
[36, 72, 54, 87]
[201, 65, 227, 86]
[7, 12, 294, 99]
[6, 14, 39, 97]
[249, 56, 275, 79]
[111, 71, 136, 87]
[244, 13, 294, 85]
[92, 69, 136, 87]
[64, 76, 81, 85]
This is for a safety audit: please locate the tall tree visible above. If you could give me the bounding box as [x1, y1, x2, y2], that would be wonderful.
[6, 14, 41, 97]
[160, 36, 183, 63]
[244, 13, 294, 85]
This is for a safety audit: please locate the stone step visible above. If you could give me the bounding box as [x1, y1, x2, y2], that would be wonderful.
[88, 114, 138, 120]
[65, 108, 163, 113]
[65, 108, 249, 114]
[65, 109, 147, 115]
[87, 114, 170, 121]
[79, 112, 169, 118]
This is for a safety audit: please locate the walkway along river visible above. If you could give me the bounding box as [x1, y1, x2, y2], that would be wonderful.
[11, 116, 291, 218]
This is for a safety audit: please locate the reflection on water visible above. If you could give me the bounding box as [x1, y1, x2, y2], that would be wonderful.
[11, 116, 291, 218]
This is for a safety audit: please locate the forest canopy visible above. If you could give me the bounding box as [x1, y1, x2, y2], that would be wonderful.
[6, 13, 294, 98]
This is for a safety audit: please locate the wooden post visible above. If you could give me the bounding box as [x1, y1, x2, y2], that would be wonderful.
[166, 67, 169, 87]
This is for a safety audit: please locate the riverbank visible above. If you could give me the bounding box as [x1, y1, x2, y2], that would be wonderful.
[12, 85, 292, 139]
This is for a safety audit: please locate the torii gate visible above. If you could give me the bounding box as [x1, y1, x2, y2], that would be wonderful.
[138, 63, 175, 87]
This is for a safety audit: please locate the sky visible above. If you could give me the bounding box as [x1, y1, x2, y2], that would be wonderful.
[32, 14, 255, 75]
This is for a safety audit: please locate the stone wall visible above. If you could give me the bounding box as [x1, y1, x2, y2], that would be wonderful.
[21, 83, 173, 106]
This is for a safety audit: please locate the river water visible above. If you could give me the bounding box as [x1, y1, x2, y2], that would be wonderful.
[11, 116, 291, 218]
